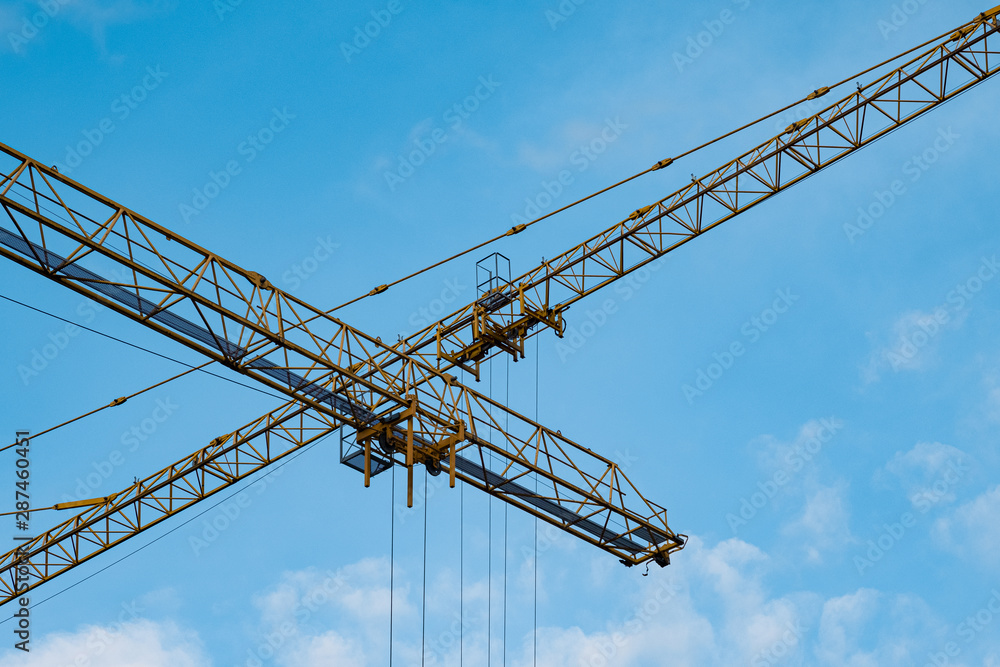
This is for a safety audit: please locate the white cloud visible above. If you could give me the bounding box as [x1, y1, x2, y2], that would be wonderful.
[878, 441, 971, 509]
[10, 538, 966, 667]
[740, 420, 853, 563]
[252, 557, 410, 632]
[240, 557, 424, 667]
[861, 308, 963, 384]
[696, 536, 768, 606]
[782, 484, 854, 564]
[815, 591, 945, 666]
[753, 419, 840, 470]
[884, 441, 967, 480]
[815, 589, 882, 664]
[66, 0, 175, 34]
[986, 385, 1000, 423]
[515, 141, 567, 173]
[278, 631, 367, 667]
[933, 485, 1000, 568]
[226, 538, 761, 666]
[514, 118, 624, 172]
[499, 536, 949, 666]
[979, 365, 1000, 424]
[0, 619, 209, 667]
[0, 0, 173, 57]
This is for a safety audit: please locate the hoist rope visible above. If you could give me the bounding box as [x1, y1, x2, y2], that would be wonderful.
[487, 355, 494, 667]
[533, 335, 539, 666]
[0, 293, 280, 399]
[421, 468, 429, 667]
[0, 361, 210, 455]
[503, 355, 509, 667]
[389, 462, 396, 667]
[317, 21, 959, 317]
[0, 432, 325, 621]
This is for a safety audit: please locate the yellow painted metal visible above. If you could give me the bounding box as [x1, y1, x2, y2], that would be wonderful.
[784, 118, 811, 134]
[418, 10, 1000, 376]
[364, 437, 371, 488]
[52, 495, 116, 511]
[806, 86, 831, 100]
[0, 6, 996, 605]
[406, 397, 415, 508]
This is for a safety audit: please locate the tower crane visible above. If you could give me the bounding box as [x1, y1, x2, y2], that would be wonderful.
[0, 6, 997, 607]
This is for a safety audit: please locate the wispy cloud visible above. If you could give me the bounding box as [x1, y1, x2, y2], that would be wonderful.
[876, 441, 971, 509]
[1, 0, 174, 58]
[861, 308, 964, 384]
[782, 484, 854, 564]
[0, 619, 209, 667]
[67, 0, 176, 58]
[933, 485, 1000, 569]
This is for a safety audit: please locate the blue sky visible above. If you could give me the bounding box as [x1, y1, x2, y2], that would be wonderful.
[1, 0, 1000, 664]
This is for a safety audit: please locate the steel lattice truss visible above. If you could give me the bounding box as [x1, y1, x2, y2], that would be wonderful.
[0, 149, 681, 605]
[422, 12, 1000, 373]
[0, 6, 997, 607]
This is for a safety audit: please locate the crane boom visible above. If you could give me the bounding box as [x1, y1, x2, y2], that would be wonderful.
[405, 9, 1000, 377]
[0, 6, 996, 607]
[0, 151, 681, 604]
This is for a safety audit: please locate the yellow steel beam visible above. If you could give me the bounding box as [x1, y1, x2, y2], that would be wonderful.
[0, 153, 684, 602]
[390, 9, 1000, 373]
[0, 6, 995, 607]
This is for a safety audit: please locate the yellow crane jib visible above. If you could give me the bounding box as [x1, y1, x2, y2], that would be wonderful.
[0, 6, 996, 605]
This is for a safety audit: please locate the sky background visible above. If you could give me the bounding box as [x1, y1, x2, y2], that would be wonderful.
[0, 0, 999, 665]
